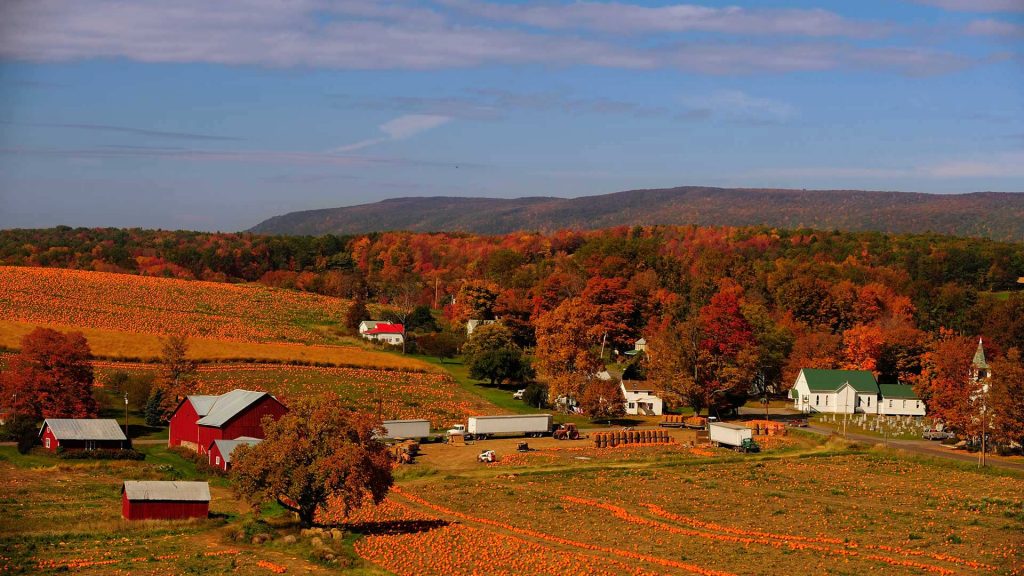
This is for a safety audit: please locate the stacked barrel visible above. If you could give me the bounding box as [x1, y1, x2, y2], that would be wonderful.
[593, 429, 673, 448]
[743, 420, 786, 436]
[662, 415, 686, 425]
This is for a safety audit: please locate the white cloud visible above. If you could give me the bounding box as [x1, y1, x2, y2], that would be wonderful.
[0, 0, 980, 76]
[912, 0, 1024, 13]
[438, 0, 888, 38]
[333, 114, 451, 152]
[966, 19, 1024, 37]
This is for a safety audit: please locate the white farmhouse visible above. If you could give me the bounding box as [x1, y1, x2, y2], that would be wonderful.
[466, 319, 496, 336]
[361, 323, 405, 345]
[620, 381, 663, 416]
[358, 320, 382, 336]
[790, 369, 880, 414]
[877, 384, 926, 416]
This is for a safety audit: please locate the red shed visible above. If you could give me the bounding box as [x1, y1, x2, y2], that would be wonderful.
[121, 481, 210, 520]
[39, 419, 127, 453]
[168, 390, 286, 453]
[208, 436, 261, 472]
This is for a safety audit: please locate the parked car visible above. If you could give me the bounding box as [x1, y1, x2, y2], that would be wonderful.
[512, 389, 526, 400]
[923, 428, 954, 440]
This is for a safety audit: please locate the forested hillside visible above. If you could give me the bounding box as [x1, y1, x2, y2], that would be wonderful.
[248, 187, 1024, 241]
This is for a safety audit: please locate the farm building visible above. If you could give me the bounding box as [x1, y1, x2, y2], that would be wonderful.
[621, 381, 664, 416]
[168, 389, 287, 454]
[791, 369, 927, 417]
[208, 436, 261, 472]
[122, 481, 210, 520]
[361, 322, 405, 345]
[39, 418, 127, 452]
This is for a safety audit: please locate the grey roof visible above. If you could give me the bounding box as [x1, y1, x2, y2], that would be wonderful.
[211, 437, 261, 464]
[187, 395, 221, 417]
[122, 481, 210, 502]
[40, 419, 127, 441]
[194, 390, 273, 428]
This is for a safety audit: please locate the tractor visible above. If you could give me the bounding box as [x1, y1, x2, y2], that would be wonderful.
[552, 423, 581, 440]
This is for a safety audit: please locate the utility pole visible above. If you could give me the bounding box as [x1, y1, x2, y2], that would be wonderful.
[124, 392, 130, 440]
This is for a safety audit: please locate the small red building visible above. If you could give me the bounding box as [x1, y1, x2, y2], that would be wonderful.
[122, 481, 210, 520]
[39, 419, 128, 452]
[208, 436, 261, 472]
[168, 390, 286, 454]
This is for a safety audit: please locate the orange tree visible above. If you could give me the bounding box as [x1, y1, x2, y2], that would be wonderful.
[0, 327, 98, 420]
[912, 329, 978, 434]
[534, 297, 603, 406]
[231, 393, 393, 527]
[989, 348, 1024, 451]
[579, 379, 626, 420]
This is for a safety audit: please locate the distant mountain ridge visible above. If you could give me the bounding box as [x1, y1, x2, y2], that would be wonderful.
[249, 186, 1024, 241]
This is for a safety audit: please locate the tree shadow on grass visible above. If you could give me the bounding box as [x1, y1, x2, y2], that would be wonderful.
[345, 519, 450, 536]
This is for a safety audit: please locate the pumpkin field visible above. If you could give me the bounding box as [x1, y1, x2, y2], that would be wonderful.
[0, 266, 434, 371]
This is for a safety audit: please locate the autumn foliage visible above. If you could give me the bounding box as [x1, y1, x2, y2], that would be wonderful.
[0, 327, 98, 419]
[231, 393, 393, 527]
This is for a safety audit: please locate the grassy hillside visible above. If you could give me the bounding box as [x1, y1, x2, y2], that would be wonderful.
[248, 187, 1024, 241]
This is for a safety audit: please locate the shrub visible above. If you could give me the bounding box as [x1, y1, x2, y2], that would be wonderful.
[57, 448, 145, 460]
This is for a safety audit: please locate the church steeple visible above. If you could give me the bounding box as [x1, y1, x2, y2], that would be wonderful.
[972, 338, 989, 381]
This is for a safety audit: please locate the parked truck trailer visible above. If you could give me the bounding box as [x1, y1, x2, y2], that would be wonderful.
[709, 422, 758, 452]
[447, 414, 553, 440]
[381, 419, 431, 439]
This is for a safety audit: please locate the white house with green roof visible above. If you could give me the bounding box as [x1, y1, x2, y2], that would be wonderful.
[790, 369, 881, 414]
[791, 369, 926, 416]
[877, 384, 926, 416]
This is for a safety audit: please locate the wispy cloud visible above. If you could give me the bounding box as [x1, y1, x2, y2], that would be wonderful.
[0, 0, 982, 76]
[922, 151, 1024, 178]
[1, 120, 240, 141]
[966, 19, 1024, 37]
[439, 0, 889, 38]
[753, 151, 1024, 181]
[680, 90, 797, 123]
[332, 114, 451, 153]
[912, 0, 1024, 13]
[0, 144, 468, 168]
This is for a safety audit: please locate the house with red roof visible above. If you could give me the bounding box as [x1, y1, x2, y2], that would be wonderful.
[361, 322, 405, 346]
[168, 389, 286, 454]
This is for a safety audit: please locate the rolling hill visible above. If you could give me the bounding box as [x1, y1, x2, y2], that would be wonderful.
[249, 187, 1024, 240]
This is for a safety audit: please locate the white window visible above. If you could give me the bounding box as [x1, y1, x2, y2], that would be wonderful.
[815, 395, 820, 405]
[215, 456, 221, 466]
[628, 402, 635, 409]
[825, 396, 829, 406]
[916, 401, 920, 409]
[889, 400, 893, 408]
[45, 437, 51, 449]
[867, 397, 871, 407]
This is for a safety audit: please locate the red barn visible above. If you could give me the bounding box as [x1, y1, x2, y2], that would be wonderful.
[39, 419, 128, 453]
[208, 436, 261, 472]
[168, 390, 286, 454]
[122, 481, 210, 520]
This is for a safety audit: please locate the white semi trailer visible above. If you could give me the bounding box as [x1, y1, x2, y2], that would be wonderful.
[708, 422, 756, 452]
[447, 414, 553, 439]
[381, 419, 432, 439]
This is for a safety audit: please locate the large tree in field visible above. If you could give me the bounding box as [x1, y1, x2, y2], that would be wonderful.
[155, 334, 197, 416]
[0, 327, 98, 419]
[990, 348, 1024, 451]
[231, 394, 393, 528]
[463, 323, 534, 385]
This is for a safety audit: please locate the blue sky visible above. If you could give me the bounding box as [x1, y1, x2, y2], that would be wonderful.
[0, 0, 1022, 232]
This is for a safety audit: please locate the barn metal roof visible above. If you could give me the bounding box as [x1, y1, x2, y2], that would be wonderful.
[122, 481, 211, 502]
[195, 389, 272, 428]
[39, 419, 127, 441]
[187, 395, 221, 417]
[211, 437, 261, 464]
